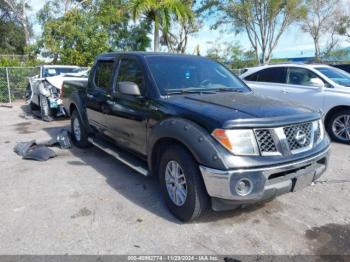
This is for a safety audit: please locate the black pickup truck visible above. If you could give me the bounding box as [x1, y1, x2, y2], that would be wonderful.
[63, 52, 330, 221]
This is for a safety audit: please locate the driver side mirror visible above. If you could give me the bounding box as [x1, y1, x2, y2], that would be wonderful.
[310, 78, 325, 89]
[118, 81, 141, 96]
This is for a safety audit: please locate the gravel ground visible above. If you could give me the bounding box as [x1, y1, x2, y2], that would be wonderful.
[0, 102, 349, 255]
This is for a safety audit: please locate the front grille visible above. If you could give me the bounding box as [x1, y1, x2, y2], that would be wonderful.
[255, 121, 317, 156]
[283, 122, 313, 151]
[255, 129, 277, 153]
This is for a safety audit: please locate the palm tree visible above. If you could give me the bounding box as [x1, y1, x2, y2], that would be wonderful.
[129, 0, 193, 52]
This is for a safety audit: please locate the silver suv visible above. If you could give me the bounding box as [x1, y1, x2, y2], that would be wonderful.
[240, 63, 350, 143]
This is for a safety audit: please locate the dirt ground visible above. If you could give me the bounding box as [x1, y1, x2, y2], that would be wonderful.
[0, 102, 349, 255]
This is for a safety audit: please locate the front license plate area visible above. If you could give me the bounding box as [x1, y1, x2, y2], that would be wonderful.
[293, 171, 315, 191]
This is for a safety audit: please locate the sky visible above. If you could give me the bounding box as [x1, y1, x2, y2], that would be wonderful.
[28, 0, 349, 59]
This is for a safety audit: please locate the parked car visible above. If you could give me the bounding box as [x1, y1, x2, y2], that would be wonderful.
[63, 53, 330, 221]
[240, 64, 350, 143]
[26, 65, 86, 121]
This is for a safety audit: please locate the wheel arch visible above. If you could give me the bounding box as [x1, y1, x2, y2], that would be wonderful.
[149, 137, 192, 177]
[147, 118, 228, 176]
[68, 96, 92, 134]
[324, 105, 350, 126]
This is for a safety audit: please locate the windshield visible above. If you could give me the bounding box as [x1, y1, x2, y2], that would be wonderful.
[146, 56, 250, 94]
[316, 67, 350, 87]
[43, 67, 81, 77]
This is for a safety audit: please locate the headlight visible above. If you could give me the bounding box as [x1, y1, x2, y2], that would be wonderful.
[212, 129, 259, 156]
[313, 119, 325, 144]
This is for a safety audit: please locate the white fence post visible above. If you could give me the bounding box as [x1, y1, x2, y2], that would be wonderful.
[5, 67, 11, 104]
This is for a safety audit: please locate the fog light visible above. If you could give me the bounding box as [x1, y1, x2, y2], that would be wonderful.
[235, 178, 253, 196]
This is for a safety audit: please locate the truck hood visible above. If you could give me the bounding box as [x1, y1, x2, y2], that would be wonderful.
[164, 92, 319, 130]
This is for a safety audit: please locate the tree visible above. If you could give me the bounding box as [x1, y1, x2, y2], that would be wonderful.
[161, 0, 200, 53]
[129, 0, 194, 52]
[37, 0, 151, 65]
[41, 9, 109, 65]
[1, 0, 32, 46]
[0, 1, 26, 53]
[200, 0, 306, 64]
[95, 0, 151, 52]
[163, 1, 201, 53]
[335, 13, 350, 47]
[301, 0, 344, 61]
[206, 40, 257, 69]
[0, 20, 26, 54]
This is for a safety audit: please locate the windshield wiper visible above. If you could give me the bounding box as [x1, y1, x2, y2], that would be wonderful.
[209, 87, 244, 93]
[165, 89, 216, 95]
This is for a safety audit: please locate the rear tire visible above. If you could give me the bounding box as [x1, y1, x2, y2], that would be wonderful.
[71, 110, 90, 148]
[327, 109, 350, 144]
[158, 144, 209, 222]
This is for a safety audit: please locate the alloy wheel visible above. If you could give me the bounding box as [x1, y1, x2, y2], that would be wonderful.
[165, 160, 187, 206]
[73, 118, 81, 142]
[332, 114, 350, 142]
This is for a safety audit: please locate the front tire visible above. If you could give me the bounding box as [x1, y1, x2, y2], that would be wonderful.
[71, 110, 90, 148]
[327, 109, 350, 144]
[159, 145, 209, 222]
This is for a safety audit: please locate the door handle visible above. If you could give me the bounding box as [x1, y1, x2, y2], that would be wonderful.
[281, 90, 289, 94]
[87, 94, 94, 99]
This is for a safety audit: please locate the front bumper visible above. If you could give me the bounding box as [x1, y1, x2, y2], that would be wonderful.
[199, 146, 330, 211]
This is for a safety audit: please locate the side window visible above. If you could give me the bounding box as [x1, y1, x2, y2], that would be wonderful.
[256, 67, 286, 83]
[117, 58, 145, 94]
[94, 60, 114, 90]
[245, 72, 258, 81]
[286, 67, 323, 87]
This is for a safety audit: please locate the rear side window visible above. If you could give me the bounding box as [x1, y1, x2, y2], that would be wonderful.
[94, 60, 115, 90]
[258, 67, 286, 83]
[117, 58, 145, 94]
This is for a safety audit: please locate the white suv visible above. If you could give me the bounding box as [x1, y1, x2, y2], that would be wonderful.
[240, 64, 350, 143]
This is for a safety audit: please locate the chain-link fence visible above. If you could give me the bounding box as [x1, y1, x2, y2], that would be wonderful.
[0, 67, 40, 103]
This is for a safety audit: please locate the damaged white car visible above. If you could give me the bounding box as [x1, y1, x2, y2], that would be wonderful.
[26, 65, 88, 121]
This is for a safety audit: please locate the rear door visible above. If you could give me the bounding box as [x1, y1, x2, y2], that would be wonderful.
[86, 59, 116, 133]
[244, 67, 287, 99]
[104, 56, 149, 155]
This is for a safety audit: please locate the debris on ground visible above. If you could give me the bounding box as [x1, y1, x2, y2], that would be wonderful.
[14, 141, 56, 161]
[23, 146, 56, 161]
[45, 129, 72, 149]
[14, 140, 36, 157]
[13, 129, 72, 161]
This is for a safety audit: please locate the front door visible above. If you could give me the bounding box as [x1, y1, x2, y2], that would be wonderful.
[281, 67, 325, 110]
[104, 56, 150, 155]
[86, 59, 115, 133]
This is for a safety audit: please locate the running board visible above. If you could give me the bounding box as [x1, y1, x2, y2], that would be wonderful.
[88, 137, 149, 176]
